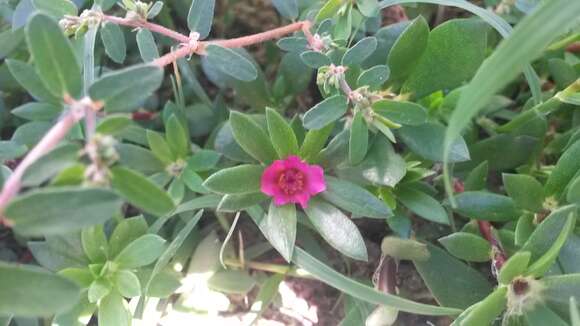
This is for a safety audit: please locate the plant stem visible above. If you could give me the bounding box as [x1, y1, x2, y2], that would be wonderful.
[0, 99, 99, 220]
[224, 258, 312, 279]
[102, 15, 190, 43]
[477, 220, 507, 278]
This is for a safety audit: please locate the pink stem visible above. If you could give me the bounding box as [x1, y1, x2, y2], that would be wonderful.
[0, 101, 91, 222]
[205, 21, 307, 50]
[102, 15, 190, 43]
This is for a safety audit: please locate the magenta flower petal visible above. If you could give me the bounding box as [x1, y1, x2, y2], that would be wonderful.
[306, 165, 326, 195]
[260, 155, 326, 208]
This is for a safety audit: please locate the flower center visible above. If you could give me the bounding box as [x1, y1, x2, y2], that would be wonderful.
[278, 169, 305, 195]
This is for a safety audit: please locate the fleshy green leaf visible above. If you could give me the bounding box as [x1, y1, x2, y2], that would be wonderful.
[300, 123, 334, 162]
[109, 216, 148, 257]
[266, 108, 299, 158]
[114, 270, 141, 298]
[25, 13, 81, 98]
[136, 29, 159, 63]
[166, 115, 190, 158]
[229, 111, 277, 163]
[451, 191, 521, 222]
[110, 166, 175, 216]
[349, 110, 368, 165]
[357, 65, 390, 89]
[303, 95, 348, 130]
[81, 225, 108, 263]
[203, 164, 264, 194]
[5, 187, 122, 236]
[398, 122, 470, 163]
[498, 251, 531, 284]
[32, 0, 76, 17]
[208, 270, 256, 294]
[187, 0, 215, 39]
[397, 186, 449, 225]
[6, 59, 60, 104]
[89, 64, 164, 113]
[98, 292, 131, 326]
[0, 262, 80, 317]
[263, 202, 297, 262]
[100, 22, 126, 64]
[205, 45, 257, 81]
[304, 198, 368, 261]
[300, 51, 331, 68]
[413, 244, 492, 309]
[342, 37, 378, 66]
[218, 193, 268, 212]
[387, 16, 429, 81]
[272, 0, 298, 19]
[372, 100, 427, 126]
[503, 174, 544, 212]
[114, 234, 166, 268]
[439, 232, 490, 262]
[461, 287, 507, 326]
[321, 176, 392, 219]
[545, 140, 580, 197]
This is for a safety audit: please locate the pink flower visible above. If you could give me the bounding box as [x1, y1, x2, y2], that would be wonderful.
[260, 155, 326, 209]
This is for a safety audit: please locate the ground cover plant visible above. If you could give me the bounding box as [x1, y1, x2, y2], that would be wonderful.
[0, 0, 579, 324]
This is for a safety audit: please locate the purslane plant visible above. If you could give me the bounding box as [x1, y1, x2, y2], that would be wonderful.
[0, 0, 579, 325]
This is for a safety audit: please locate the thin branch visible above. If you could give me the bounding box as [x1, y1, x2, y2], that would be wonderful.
[477, 220, 508, 278]
[0, 98, 101, 221]
[102, 15, 190, 43]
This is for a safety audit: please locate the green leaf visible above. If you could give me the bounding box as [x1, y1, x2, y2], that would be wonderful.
[337, 135, 406, 187]
[98, 292, 131, 326]
[316, 0, 343, 22]
[272, 0, 298, 19]
[187, 0, 215, 39]
[451, 191, 520, 222]
[398, 122, 470, 163]
[321, 176, 392, 219]
[187, 150, 221, 171]
[372, 100, 427, 126]
[387, 16, 429, 81]
[357, 65, 390, 89]
[229, 111, 277, 163]
[22, 143, 80, 187]
[342, 37, 378, 66]
[525, 303, 568, 326]
[136, 29, 159, 63]
[503, 174, 544, 212]
[11, 102, 62, 121]
[89, 64, 164, 113]
[522, 205, 576, 263]
[208, 270, 256, 294]
[205, 45, 257, 81]
[404, 19, 488, 97]
[0, 141, 27, 161]
[397, 186, 448, 225]
[464, 161, 488, 191]
[147, 1, 164, 18]
[97, 0, 117, 10]
[109, 216, 148, 257]
[304, 198, 368, 261]
[114, 234, 166, 268]
[380, 236, 430, 261]
[292, 247, 461, 315]
[147, 130, 174, 165]
[81, 225, 108, 263]
[300, 123, 334, 162]
[266, 108, 299, 158]
[413, 244, 492, 309]
[203, 164, 264, 194]
[0, 262, 80, 317]
[26, 13, 81, 98]
[461, 287, 507, 326]
[277, 37, 308, 52]
[526, 212, 575, 277]
[114, 270, 141, 298]
[96, 114, 132, 135]
[32, 0, 76, 17]
[88, 278, 111, 303]
[110, 166, 175, 216]
[545, 140, 580, 197]
[443, 0, 580, 196]
[300, 51, 331, 68]
[218, 193, 268, 212]
[303, 95, 348, 130]
[439, 232, 490, 262]
[262, 202, 297, 262]
[498, 251, 530, 284]
[349, 110, 368, 165]
[6, 59, 59, 104]
[5, 187, 122, 236]
[100, 22, 126, 64]
[568, 176, 580, 205]
[166, 115, 190, 158]
[117, 144, 164, 176]
[250, 273, 285, 323]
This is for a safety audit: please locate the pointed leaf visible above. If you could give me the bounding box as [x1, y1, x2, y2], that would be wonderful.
[203, 164, 264, 194]
[114, 234, 166, 268]
[100, 22, 126, 64]
[266, 108, 299, 158]
[229, 111, 277, 163]
[303, 95, 348, 130]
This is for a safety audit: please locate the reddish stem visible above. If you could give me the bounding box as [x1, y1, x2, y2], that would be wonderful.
[477, 220, 508, 275]
[102, 15, 190, 43]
